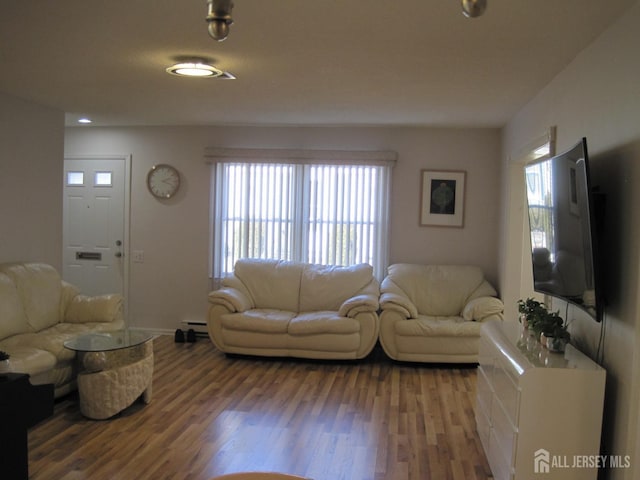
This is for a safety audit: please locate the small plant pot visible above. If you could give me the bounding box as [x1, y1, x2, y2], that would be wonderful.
[539, 332, 550, 348]
[547, 336, 567, 353]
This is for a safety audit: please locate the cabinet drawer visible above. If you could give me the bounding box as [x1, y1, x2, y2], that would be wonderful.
[492, 359, 520, 424]
[476, 365, 493, 417]
[491, 397, 517, 468]
[475, 400, 491, 453]
[487, 431, 514, 480]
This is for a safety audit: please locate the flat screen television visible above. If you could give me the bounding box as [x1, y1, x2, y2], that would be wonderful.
[524, 137, 604, 322]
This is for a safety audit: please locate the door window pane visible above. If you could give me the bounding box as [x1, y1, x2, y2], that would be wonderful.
[95, 172, 112, 186]
[66, 171, 84, 186]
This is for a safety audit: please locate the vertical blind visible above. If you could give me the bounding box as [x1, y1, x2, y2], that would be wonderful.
[207, 148, 396, 280]
[526, 158, 556, 260]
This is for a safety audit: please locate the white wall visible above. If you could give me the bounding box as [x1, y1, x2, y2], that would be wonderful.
[0, 92, 64, 267]
[500, 2, 640, 478]
[65, 125, 501, 332]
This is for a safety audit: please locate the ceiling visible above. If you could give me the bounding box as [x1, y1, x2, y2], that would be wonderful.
[0, 0, 635, 128]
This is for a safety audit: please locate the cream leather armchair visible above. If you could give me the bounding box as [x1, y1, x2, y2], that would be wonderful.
[379, 264, 504, 363]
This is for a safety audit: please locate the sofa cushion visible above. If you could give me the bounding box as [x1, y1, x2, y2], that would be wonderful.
[221, 309, 295, 333]
[234, 259, 303, 312]
[289, 312, 360, 335]
[299, 263, 374, 312]
[0, 263, 62, 332]
[54, 321, 125, 335]
[65, 294, 123, 323]
[0, 345, 56, 376]
[394, 316, 482, 337]
[0, 272, 29, 340]
[0, 330, 77, 363]
[386, 264, 491, 316]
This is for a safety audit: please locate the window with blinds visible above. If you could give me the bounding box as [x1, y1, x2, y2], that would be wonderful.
[526, 156, 556, 260]
[207, 148, 395, 280]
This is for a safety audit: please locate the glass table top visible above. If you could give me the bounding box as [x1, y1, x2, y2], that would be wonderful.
[64, 330, 154, 352]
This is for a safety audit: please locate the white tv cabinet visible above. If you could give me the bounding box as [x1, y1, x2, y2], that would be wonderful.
[476, 320, 606, 480]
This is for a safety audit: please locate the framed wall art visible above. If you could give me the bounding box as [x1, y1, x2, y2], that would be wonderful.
[419, 170, 466, 227]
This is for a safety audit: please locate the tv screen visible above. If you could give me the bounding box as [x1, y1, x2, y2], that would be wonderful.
[524, 138, 603, 321]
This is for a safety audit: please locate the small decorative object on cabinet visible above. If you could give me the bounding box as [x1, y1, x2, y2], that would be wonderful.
[476, 320, 605, 480]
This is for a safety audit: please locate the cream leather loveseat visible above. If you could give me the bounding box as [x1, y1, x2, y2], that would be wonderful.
[379, 264, 504, 363]
[0, 262, 124, 397]
[208, 259, 380, 359]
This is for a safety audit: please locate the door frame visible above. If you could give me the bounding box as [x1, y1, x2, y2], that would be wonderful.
[63, 154, 132, 325]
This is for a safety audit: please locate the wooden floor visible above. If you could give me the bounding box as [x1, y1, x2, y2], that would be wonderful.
[28, 335, 492, 480]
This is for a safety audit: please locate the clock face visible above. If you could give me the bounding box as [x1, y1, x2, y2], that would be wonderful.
[147, 164, 180, 199]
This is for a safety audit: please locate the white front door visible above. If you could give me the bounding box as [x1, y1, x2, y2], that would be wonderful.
[63, 156, 129, 297]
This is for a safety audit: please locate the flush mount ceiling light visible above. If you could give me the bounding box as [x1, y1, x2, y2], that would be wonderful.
[166, 61, 224, 78]
[206, 0, 234, 41]
[461, 0, 487, 18]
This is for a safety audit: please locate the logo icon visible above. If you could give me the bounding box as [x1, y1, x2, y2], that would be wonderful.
[535, 448, 550, 473]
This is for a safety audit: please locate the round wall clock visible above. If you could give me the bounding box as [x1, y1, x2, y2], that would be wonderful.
[147, 164, 180, 199]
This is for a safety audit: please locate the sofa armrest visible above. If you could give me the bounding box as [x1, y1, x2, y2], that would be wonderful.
[208, 287, 253, 313]
[462, 296, 504, 322]
[338, 293, 379, 318]
[379, 292, 418, 319]
[65, 294, 123, 324]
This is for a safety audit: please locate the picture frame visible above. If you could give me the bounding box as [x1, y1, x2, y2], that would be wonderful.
[419, 170, 466, 227]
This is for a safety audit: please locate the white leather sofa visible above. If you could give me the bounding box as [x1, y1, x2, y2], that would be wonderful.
[379, 264, 504, 363]
[208, 259, 380, 360]
[0, 262, 124, 397]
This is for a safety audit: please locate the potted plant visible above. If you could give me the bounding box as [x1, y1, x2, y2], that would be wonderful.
[517, 298, 546, 330]
[533, 309, 570, 352]
[517, 299, 571, 351]
[547, 320, 571, 352]
[537, 309, 561, 344]
[0, 350, 10, 374]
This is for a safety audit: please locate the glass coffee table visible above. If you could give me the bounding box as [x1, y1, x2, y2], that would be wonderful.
[64, 330, 154, 420]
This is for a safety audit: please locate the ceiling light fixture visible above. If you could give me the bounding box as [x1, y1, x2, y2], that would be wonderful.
[166, 62, 224, 78]
[78, 118, 92, 124]
[461, 0, 487, 18]
[206, 0, 234, 42]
